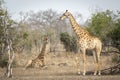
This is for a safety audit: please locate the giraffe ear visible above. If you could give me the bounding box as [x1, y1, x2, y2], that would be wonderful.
[66, 10, 68, 12]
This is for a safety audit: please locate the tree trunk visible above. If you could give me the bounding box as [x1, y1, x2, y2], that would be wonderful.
[5, 40, 14, 78]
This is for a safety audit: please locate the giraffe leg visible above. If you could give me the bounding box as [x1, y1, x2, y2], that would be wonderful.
[94, 47, 101, 75]
[25, 60, 32, 69]
[96, 45, 102, 76]
[83, 53, 86, 76]
[81, 49, 86, 76]
[93, 50, 98, 75]
[94, 55, 101, 75]
[75, 47, 82, 75]
[74, 56, 81, 74]
[97, 54, 101, 75]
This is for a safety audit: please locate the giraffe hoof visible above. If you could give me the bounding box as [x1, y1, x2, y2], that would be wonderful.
[94, 73, 97, 76]
[83, 73, 86, 76]
[98, 73, 101, 76]
[77, 72, 81, 75]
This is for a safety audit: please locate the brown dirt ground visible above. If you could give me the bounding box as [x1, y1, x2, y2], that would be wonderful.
[0, 52, 120, 80]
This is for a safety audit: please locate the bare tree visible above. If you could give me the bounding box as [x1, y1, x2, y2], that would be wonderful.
[5, 39, 14, 78]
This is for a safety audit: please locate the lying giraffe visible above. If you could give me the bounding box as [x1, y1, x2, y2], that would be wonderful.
[25, 35, 48, 69]
[60, 10, 102, 75]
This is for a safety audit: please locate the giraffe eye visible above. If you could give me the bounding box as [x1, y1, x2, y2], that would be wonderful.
[63, 13, 69, 17]
[63, 13, 66, 16]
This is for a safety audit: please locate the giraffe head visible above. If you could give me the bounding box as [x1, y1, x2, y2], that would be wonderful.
[43, 35, 48, 43]
[60, 10, 71, 20]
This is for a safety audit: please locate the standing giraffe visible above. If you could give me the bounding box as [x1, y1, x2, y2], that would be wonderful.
[25, 35, 48, 69]
[60, 10, 102, 75]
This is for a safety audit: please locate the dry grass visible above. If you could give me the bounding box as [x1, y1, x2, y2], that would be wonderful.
[0, 52, 120, 80]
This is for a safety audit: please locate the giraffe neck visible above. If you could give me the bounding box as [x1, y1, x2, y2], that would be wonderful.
[68, 14, 89, 38]
[38, 42, 47, 59]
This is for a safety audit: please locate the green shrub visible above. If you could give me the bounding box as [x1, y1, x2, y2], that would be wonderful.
[0, 55, 8, 68]
[0, 54, 17, 68]
[112, 54, 120, 64]
[60, 32, 78, 53]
